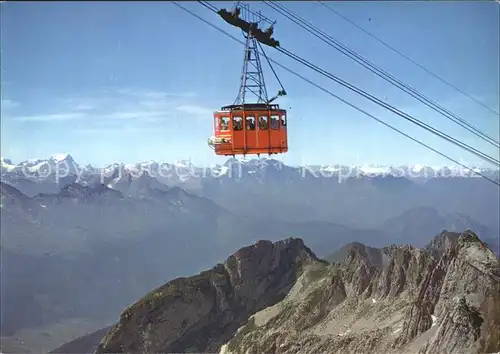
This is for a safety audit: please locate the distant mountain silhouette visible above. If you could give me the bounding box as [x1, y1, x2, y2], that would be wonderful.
[2, 156, 498, 352]
[0, 182, 388, 347]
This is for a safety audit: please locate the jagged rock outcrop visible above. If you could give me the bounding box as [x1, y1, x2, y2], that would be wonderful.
[409, 232, 500, 354]
[92, 231, 499, 354]
[219, 230, 500, 354]
[95, 238, 323, 353]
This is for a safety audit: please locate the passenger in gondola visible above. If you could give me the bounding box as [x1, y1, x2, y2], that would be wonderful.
[233, 117, 243, 131]
[246, 117, 256, 130]
[271, 116, 279, 129]
[220, 117, 230, 131]
[259, 117, 268, 130]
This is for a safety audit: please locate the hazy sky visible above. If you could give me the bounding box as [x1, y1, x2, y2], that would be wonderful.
[1, 1, 499, 168]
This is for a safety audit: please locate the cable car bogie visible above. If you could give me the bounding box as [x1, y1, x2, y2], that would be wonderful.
[217, 7, 280, 48]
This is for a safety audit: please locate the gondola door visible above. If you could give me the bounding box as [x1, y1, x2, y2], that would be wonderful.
[280, 112, 288, 152]
[231, 111, 245, 154]
[244, 111, 257, 153]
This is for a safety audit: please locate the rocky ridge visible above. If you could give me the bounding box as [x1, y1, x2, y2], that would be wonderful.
[220, 231, 500, 354]
[92, 231, 499, 354]
[95, 238, 323, 353]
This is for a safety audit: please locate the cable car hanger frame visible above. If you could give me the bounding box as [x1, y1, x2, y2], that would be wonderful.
[208, 3, 289, 157]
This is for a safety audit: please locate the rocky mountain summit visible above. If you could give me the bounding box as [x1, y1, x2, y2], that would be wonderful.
[91, 230, 499, 354]
[220, 231, 499, 354]
[96, 238, 322, 353]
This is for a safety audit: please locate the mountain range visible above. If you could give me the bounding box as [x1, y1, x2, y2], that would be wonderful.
[1, 154, 498, 353]
[52, 231, 500, 354]
[2, 154, 499, 186]
[2, 154, 499, 229]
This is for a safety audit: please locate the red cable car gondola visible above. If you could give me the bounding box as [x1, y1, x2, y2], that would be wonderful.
[208, 5, 288, 157]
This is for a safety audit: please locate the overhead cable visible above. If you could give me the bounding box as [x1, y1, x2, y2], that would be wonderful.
[264, 0, 500, 148]
[172, 1, 500, 186]
[317, 0, 500, 117]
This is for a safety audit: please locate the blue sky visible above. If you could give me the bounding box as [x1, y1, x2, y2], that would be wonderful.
[1, 1, 499, 168]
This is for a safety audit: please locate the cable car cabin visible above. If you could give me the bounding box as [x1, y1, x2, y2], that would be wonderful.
[209, 103, 288, 156]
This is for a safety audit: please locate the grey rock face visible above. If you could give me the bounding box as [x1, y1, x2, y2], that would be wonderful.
[220, 231, 500, 354]
[95, 238, 322, 353]
[92, 231, 499, 354]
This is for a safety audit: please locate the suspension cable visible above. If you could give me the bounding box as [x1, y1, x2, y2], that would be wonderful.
[171, 1, 500, 186]
[317, 0, 500, 117]
[264, 0, 500, 148]
[276, 46, 500, 166]
[198, 0, 217, 12]
[200, 0, 286, 100]
[222, 1, 500, 166]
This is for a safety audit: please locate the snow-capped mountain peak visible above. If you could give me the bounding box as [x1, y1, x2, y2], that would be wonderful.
[50, 153, 73, 163]
[1, 154, 499, 191]
[1, 156, 13, 165]
[1, 157, 16, 172]
[359, 165, 393, 176]
[410, 164, 426, 173]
